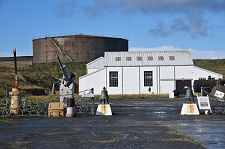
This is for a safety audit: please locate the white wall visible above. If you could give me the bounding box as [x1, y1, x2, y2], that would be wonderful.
[140, 67, 157, 94]
[160, 66, 175, 79]
[79, 68, 106, 95]
[123, 67, 139, 94]
[87, 68, 101, 74]
[175, 65, 223, 87]
[192, 66, 223, 80]
[106, 67, 123, 94]
[175, 66, 193, 80]
[160, 81, 175, 94]
[106, 66, 158, 95]
[79, 65, 223, 95]
[159, 66, 175, 95]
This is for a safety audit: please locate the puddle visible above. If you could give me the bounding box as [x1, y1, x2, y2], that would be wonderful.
[153, 112, 166, 114]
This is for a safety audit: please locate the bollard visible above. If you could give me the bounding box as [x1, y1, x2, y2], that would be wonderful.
[66, 98, 75, 117]
[10, 88, 20, 115]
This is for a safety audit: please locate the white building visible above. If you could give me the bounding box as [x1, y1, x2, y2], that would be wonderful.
[79, 51, 223, 97]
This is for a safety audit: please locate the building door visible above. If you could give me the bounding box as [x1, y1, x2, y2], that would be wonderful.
[176, 80, 192, 95]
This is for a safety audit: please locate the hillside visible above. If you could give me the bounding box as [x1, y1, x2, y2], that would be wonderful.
[0, 62, 87, 97]
[0, 59, 224, 97]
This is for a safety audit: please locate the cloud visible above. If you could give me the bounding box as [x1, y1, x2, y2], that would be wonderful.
[150, 11, 209, 39]
[129, 46, 225, 59]
[149, 22, 170, 38]
[87, 0, 225, 15]
[83, 0, 225, 38]
[55, 0, 77, 17]
[83, 1, 118, 17]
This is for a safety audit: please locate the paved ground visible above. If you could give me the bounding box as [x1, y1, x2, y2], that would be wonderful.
[0, 98, 224, 149]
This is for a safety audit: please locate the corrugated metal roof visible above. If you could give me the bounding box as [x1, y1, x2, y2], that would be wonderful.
[104, 51, 193, 66]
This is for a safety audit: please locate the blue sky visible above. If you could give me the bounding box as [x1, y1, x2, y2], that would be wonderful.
[0, 0, 225, 59]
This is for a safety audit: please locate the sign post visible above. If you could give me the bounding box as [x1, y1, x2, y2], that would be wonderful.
[197, 95, 212, 114]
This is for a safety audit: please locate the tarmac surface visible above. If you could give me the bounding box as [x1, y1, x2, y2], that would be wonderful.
[0, 98, 224, 149]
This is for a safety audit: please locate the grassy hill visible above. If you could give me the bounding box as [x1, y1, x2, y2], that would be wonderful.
[0, 62, 87, 97]
[0, 59, 224, 98]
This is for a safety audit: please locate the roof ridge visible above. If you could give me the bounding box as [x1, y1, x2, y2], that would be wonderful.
[105, 50, 189, 53]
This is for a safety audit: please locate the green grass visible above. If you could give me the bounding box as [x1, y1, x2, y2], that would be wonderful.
[0, 61, 87, 97]
[0, 106, 6, 110]
[94, 94, 169, 100]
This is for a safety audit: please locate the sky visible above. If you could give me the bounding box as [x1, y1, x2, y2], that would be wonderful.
[0, 0, 225, 59]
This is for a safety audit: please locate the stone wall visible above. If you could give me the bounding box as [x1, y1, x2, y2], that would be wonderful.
[0, 56, 33, 67]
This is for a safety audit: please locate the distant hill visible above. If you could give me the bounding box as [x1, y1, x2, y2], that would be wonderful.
[0, 59, 224, 97]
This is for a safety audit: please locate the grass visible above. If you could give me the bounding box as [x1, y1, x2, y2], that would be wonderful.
[98, 94, 169, 100]
[0, 59, 224, 98]
[0, 61, 87, 97]
[0, 106, 6, 110]
[24, 92, 169, 102]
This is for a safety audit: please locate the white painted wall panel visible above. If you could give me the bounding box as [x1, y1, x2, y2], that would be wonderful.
[79, 68, 106, 95]
[123, 67, 139, 94]
[160, 81, 175, 94]
[160, 66, 174, 79]
[175, 66, 194, 79]
[87, 68, 101, 74]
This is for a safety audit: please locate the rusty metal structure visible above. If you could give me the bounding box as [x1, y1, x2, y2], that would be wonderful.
[33, 35, 128, 64]
[10, 48, 21, 115]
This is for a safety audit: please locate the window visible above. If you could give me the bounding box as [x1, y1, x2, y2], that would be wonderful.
[109, 71, 118, 87]
[144, 71, 153, 86]
[126, 57, 132, 61]
[158, 56, 164, 61]
[137, 57, 142, 61]
[148, 56, 153, 61]
[169, 56, 175, 60]
[115, 57, 121, 61]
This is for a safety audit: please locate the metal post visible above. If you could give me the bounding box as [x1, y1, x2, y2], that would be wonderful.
[10, 48, 20, 115]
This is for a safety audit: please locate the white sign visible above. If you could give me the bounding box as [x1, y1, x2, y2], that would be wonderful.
[214, 90, 224, 99]
[81, 90, 94, 98]
[197, 96, 211, 111]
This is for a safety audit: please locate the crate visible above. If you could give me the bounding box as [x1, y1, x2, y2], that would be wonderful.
[48, 102, 64, 117]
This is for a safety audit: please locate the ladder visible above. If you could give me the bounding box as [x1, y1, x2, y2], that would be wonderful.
[50, 37, 75, 62]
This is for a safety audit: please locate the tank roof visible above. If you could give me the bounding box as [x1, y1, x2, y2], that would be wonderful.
[33, 34, 128, 40]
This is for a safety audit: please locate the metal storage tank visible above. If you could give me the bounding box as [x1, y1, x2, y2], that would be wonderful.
[33, 35, 128, 64]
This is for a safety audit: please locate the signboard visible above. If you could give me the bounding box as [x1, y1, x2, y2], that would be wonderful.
[197, 96, 211, 112]
[214, 90, 225, 99]
[81, 91, 94, 98]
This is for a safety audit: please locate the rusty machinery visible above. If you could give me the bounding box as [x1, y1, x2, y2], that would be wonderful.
[52, 55, 75, 103]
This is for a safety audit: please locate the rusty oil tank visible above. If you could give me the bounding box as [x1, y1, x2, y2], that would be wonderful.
[33, 35, 128, 64]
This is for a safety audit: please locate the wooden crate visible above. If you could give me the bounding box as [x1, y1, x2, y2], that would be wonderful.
[48, 102, 64, 117]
